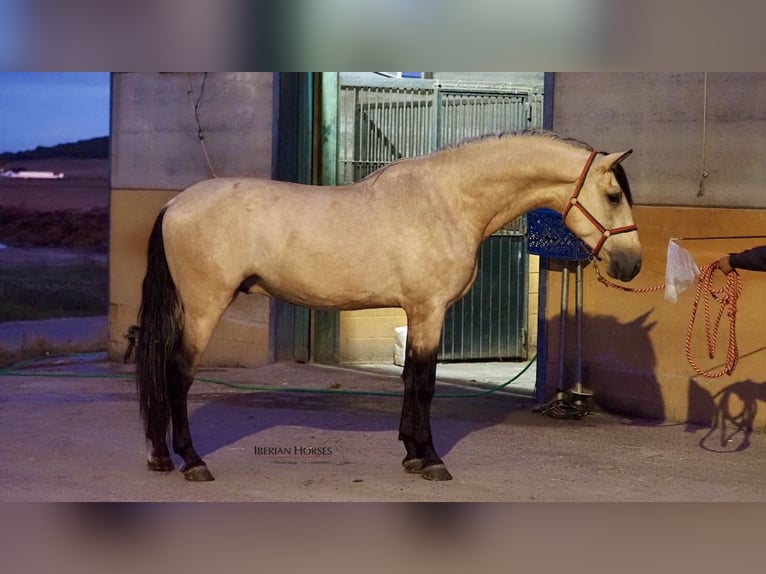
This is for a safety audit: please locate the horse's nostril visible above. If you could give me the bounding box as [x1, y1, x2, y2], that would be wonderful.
[612, 259, 642, 282]
[632, 260, 642, 278]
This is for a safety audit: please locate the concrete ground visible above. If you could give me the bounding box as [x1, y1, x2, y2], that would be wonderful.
[2, 351, 766, 501]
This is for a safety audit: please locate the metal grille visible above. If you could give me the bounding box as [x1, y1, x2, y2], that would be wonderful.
[338, 79, 435, 185]
[437, 91, 530, 147]
[339, 80, 541, 174]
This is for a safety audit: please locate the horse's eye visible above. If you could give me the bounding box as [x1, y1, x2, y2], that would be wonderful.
[607, 192, 621, 205]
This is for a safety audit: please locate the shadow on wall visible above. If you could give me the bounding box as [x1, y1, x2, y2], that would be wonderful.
[546, 310, 665, 425]
[686, 376, 766, 453]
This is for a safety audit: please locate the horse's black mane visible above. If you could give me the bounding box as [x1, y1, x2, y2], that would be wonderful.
[453, 130, 633, 206]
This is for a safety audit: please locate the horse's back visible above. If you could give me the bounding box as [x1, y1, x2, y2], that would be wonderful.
[169, 177, 317, 214]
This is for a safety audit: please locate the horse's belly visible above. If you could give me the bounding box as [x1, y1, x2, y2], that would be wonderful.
[249, 267, 400, 311]
[265, 281, 400, 311]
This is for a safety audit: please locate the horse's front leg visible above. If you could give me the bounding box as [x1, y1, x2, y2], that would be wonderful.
[399, 307, 452, 481]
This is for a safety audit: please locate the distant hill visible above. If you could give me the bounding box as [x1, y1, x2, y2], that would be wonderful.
[0, 136, 109, 161]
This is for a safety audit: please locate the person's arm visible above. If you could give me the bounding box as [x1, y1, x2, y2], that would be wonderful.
[718, 245, 766, 272]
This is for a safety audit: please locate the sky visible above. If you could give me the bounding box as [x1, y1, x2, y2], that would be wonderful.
[0, 72, 110, 154]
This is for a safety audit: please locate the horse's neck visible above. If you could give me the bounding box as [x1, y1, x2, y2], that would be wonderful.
[437, 137, 586, 239]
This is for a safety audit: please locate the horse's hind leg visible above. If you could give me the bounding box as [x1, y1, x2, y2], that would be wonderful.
[169, 311, 226, 482]
[143, 367, 173, 472]
[146, 413, 173, 472]
[399, 306, 452, 481]
[168, 347, 214, 482]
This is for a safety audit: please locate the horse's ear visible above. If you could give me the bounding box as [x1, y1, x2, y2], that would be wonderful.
[601, 150, 633, 170]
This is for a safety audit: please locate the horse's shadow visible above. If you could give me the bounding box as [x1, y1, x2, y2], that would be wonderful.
[686, 378, 766, 452]
[545, 310, 666, 425]
[188, 385, 528, 461]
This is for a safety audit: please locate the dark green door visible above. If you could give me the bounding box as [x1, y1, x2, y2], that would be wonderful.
[439, 234, 528, 361]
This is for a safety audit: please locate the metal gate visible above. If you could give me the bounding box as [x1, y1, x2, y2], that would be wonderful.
[337, 75, 543, 360]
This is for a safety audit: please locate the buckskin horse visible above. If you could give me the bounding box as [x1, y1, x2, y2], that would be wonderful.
[136, 131, 642, 482]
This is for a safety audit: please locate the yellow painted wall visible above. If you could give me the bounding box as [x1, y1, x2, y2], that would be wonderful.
[542, 205, 766, 427]
[340, 308, 407, 363]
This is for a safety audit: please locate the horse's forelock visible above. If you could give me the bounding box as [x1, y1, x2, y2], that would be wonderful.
[610, 162, 633, 206]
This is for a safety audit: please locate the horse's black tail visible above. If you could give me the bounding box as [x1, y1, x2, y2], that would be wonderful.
[135, 207, 183, 441]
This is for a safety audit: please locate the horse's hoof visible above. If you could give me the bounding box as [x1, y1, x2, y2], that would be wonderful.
[147, 456, 174, 472]
[403, 458, 425, 474]
[420, 464, 453, 482]
[183, 465, 215, 482]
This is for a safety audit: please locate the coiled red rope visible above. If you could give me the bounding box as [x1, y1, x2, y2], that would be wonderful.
[595, 261, 743, 378]
[685, 262, 742, 378]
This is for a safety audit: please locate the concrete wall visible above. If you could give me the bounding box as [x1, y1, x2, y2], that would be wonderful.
[109, 72, 275, 367]
[552, 73, 766, 207]
[548, 72, 766, 427]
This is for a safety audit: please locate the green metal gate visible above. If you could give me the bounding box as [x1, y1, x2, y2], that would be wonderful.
[337, 74, 542, 360]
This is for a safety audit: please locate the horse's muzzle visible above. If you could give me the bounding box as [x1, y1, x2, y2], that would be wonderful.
[609, 256, 642, 282]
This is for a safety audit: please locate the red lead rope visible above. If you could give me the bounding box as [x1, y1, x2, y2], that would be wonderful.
[685, 262, 742, 378]
[595, 261, 743, 378]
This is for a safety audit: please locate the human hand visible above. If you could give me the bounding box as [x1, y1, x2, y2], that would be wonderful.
[718, 255, 734, 273]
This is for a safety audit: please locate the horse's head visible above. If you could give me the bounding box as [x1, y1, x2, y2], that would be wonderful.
[563, 149, 642, 282]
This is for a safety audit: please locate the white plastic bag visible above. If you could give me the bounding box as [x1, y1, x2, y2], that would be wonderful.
[665, 240, 699, 303]
[393, 326, 407, 366]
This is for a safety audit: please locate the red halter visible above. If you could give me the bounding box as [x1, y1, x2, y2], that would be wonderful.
[562, 150, 638, 260]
